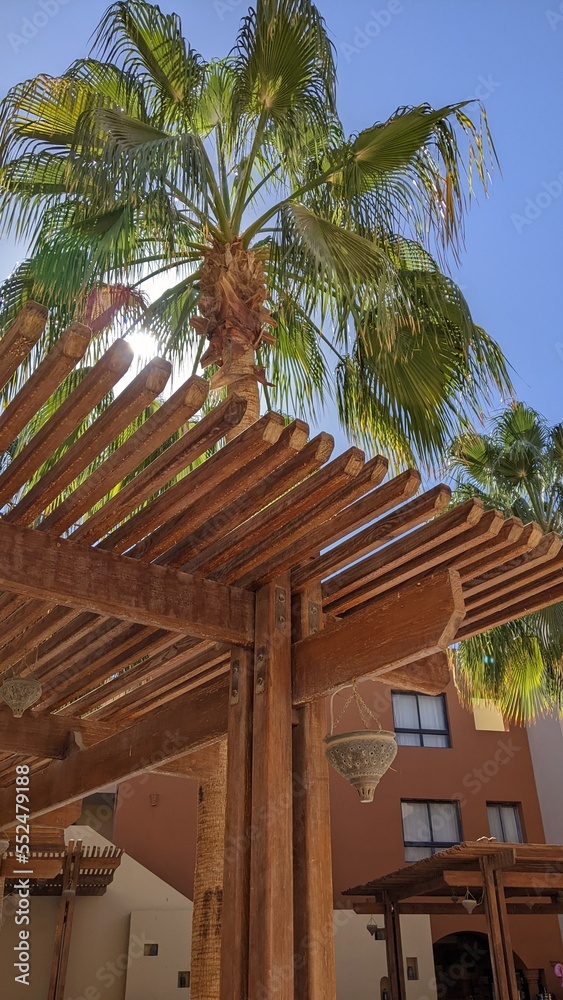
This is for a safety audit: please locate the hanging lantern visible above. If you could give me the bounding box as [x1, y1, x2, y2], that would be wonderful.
[0, 677, 42, 718]
[460, 888, 481, 914]
[366, 916, 380, 939]
[0, 838, 9, 856]
[324, 682, 397, 804]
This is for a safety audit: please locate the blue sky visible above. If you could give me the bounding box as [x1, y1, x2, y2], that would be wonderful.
[1, 0, 562, 434]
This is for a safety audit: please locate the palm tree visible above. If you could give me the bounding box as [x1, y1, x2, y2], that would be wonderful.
[0, 0, 510, 464]
[450, 403, 563, 722]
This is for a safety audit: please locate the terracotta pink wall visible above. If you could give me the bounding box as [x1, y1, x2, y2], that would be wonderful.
[112, 680, 562, 990]
[113, 772, 199, 900]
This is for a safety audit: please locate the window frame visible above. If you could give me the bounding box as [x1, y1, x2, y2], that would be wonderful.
[392, 691, 451, 748]
[401, 799, 462, 861]
[486, 801, 524, 843]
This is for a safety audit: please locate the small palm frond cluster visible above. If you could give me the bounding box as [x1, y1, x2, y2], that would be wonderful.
[450, 403, 563, 722]
[0, 0, 511, 467]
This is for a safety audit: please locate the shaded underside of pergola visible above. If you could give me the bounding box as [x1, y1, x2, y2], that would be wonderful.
[345, 841, 563, 1000]
[0, 302, 562, 999]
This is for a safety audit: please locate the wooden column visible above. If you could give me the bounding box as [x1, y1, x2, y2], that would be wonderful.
[220, 649, 254, 1000]
[480, 857, 515, 1000]
[292, 585, 337, 999]
[190, 742, 227, 1000]
[48, 841, 81, 1000]
[383, 893, 407, 1000]
[248, 575, 294, 1000]
[494, 868, 520, 1000]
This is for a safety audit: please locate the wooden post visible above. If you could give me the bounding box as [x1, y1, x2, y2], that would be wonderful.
[190, 742, 227, 1000]
[480, 857, 513, 1000]
[494, 868, 520, 1000]
[248, 575, 294, 1000]
[220, 649, 254, 1000]
[383, 893, 407, 1000]
[48, 841, 81, 1000]
[292, 584, 337, 999]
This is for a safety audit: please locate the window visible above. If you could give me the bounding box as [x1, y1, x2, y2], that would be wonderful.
[178, 971, 191, 988]
[487, 803, 523, 843]
[392, 692, 450, 747]
[401, 800, 461, 861]
[143, 943, 159, 956]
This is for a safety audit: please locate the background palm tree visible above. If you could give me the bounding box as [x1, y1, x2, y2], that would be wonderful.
[0, 0, 510, 465]
[450, 402, 563, 722]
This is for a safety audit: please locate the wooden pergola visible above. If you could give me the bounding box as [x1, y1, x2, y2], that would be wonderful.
[1, 834, 122, 999]
[0, 302, 562, 998]
[345, 841, 563, 1000]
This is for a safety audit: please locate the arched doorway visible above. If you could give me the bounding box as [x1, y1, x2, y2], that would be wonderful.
[433, 932, 531, 1000]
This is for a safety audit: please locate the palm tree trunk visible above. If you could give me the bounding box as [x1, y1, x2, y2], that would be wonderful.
[190, 741, 227, 1000]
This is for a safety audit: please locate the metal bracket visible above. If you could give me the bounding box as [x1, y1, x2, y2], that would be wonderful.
[275, 587, 287, 630]
[256, 646, 267, 694]
[308, 600, 320, 634]
[230, 658, 240, 706]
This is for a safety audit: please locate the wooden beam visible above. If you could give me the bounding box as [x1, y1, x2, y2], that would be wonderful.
[293, 568, 465, 705]
[292, 585, 336, 1000]
[383, 892, 407, 1000]
[0, 707, 112, 758]
[480, 857, 518, 1000]
[379, 652, 451, 696]
[0, 520, 254, 646]
[220, 649, 254, 1000]
[0, 677, 229, 828]
[248, 577, 294, 1000]
[0, 323, 91, 452]
[48, 841, 82, 1000]
[354, 901, 563, 915]
[0, 301, 48, 392]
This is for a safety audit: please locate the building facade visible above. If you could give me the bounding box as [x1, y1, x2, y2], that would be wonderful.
[107, 678, 563, 999]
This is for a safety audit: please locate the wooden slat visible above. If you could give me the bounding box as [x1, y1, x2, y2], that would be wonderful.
[39, 375, 209, 534]
[96, 411, 285, 556]
[464, 532, 563, 601]
[0, 519, 255, 646]
[159, 424, 326, 572]
[0, 301, 48, 392]
[481, 857, 517, 1000]
[248, 577, 294, 1000]
[71, 394, 247, 545]
[234, 456, 392, 588]
[211, 449, 368, 586]
[458, 564, 563, 638]
[0, 339, 133, 504]
[293, 568, 465, 705]
[6, 357, 172, 526]
[0, 677, 229, 827]
[326, 507, 503, 615]
[322, 498, 485, 607]
[0, 323, 91, 451]
[140, 418, 310, 566]
[293, 484, 450, 591]
[456, 519, 538, 579]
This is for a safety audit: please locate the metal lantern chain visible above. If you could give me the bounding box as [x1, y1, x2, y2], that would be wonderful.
[0, 647, 42, 718]
[324, 681, 398, 804]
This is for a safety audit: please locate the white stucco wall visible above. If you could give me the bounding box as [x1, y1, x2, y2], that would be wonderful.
[0, 825, 192, 1000]
[526, 714, 563, 943]
[334, 910, 438, 1000]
